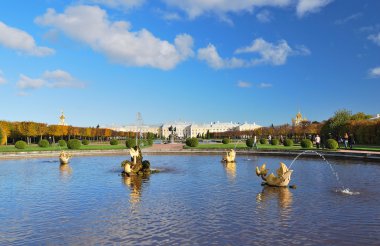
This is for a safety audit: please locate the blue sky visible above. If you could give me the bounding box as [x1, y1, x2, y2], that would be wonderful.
[0, 0, 379, 127]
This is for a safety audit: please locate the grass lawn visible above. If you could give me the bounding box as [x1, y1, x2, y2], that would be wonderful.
[0, 143, 127, 152]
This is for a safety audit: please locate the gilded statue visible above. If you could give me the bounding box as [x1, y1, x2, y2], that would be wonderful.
[222, 149, 236, 163]
[256, 162, 293, 187]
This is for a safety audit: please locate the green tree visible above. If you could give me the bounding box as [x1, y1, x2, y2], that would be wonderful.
[351, 112, 372, 121]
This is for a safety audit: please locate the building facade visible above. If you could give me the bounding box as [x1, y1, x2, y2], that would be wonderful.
[109, 121, 261, 139]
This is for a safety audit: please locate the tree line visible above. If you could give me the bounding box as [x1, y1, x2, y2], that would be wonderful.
[0, 121, 149, 145]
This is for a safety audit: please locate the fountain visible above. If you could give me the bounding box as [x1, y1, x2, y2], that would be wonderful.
[121, 146, 155, 176]
[256, 162, 293, 187]
[222, 149, 236, 163]
[59, 151, 71, 165]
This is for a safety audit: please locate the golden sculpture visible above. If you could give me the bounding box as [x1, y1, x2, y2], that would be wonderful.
[222, 149, 236, 163]
[59, 151, 72, 165]
[256, 162, 293, 187]
[129, 147, 140, 165]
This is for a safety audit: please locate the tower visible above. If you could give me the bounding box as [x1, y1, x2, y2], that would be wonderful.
[59, 111, 67, 126]
[292, 111, 306, 126]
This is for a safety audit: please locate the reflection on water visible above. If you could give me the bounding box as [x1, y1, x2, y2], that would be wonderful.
[59, 164, 72, 180]
[256, 186, 293, 209]
[223, 162, 236, 181]
[122, 175, 149, 205]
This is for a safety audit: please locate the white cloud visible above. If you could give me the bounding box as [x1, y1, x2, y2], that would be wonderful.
[163, 0, 332, 19]
[237, 80, 273, 89]
[198, 38, 310, 69]
[334, 12, 362, 25]
[0, 70, 6, 84]
[256, 10, 273, 23]
[17, 75, 46, 89]
[369, 67, 380, 78]
[197, 44, 245, 69]
[163, 0, 291, 19]
[258, 82, 272, 88]
[0, 21, 54, 56]
[84, 0, 145, 9]
[35, 5, 194, 70]
[17, 70, 85, 90]
[296, 0, 333, 17]
[43, 70, 85, 88]
[237, 81, 252, 88]
[235, 38, 310, 66]
[368, 33, 380, 46]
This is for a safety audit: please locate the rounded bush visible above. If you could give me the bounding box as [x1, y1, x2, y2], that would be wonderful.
[246, 138, 254, 148]
[260, 138, 268, 144]
[110, 139, 119, 145]
[301, 139, 313, 149]
[67, 139, 82, 150]
[58, 139, 67, 147]
[271, 139, 279, 146]
[38, 139, 49, 148]
[125, 138, 136, 148]
[82, 139, 90, 145]
[283, 139, 294, 147]
[222, 138, 230, 144]
[326, 139, 339, 150]
[186, 137, 199, 147]
[15, 140, 27, 149]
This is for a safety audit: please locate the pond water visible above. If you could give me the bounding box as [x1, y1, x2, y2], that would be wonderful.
[1, 154, 380, 245]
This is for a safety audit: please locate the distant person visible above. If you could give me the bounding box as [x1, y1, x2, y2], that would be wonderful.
[348, 134, 355, 150]
[315, 134, 321, 149]
[268, 135, 272, 142]
[280, 135, 284, 144]
[343, 132, 349, 149]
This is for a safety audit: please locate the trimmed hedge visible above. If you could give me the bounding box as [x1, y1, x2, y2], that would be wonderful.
[222, 138, 230, 144]
[125, 138, 136, 148]
[246, 138, 254, 148]
[110, 139, 119, 145]
[82, 139, 90, 145]
[271, 139, 279, 145]
[326, 139, 339, 150]
[68, 139, 82, 150]
[283, 139, 294, 147]
[301, 139, 313, 148]
[38, 139, 49, 148]
[186, 137, 199, 147]
[58, 139, 67, 147]
[260, 138, 268, 144]
[15, 140, 27, 149]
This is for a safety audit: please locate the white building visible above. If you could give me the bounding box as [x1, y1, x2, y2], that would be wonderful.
[109, 121, 261, 139]
[369, 114, 380, 120]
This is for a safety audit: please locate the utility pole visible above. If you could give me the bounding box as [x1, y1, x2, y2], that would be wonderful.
[135, 112, 143, 146]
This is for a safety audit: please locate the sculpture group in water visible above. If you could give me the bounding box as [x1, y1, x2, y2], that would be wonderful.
[121, 146, 152, 176]
[59, 151, 71, 165]
[221, 149, 294, 187]
[256, 162, 293, 187]
[221, 149, 236, 163]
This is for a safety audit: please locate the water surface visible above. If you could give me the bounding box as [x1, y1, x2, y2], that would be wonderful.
[1, 154, 379, 245]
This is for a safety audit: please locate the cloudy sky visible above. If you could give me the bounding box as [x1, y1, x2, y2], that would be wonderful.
[0, 0, 379, 127]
